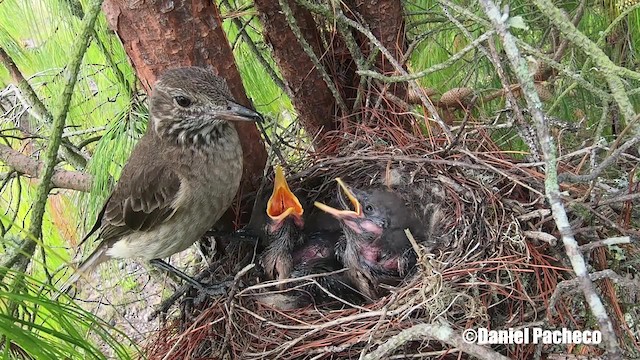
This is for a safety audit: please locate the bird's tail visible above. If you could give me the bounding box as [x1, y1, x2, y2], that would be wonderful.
[55, 242, 110, 300]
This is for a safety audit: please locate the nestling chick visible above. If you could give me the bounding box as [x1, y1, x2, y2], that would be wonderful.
[257, 165, 305, 282]
[315, 178, 430, 300]
[250, 168, 362, 308]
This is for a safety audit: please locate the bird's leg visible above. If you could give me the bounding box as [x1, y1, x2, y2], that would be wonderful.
[149, 259, 230, 296]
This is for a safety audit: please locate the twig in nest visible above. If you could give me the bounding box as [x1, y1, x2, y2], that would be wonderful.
[523, 231, 557, 246]
[222, 263, 255, 356]
[517, 209, 551, 221]
[361, 321, 511, 360]
[579, 236, 632, 254]
[359, 294, 394, 359]
[235, 302, 414, 358]
[548, 269, 639, 316]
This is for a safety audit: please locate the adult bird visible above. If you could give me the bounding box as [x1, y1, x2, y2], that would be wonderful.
[65, 66, 261, 293]
[315, 178, 431, 300]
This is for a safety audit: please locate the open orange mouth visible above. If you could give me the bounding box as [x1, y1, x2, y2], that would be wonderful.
[266, 165, 303, 222]
[314, 178, 362, 219]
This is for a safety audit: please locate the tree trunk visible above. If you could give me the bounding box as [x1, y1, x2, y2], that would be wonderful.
[253, 0, 337, 141]
[101, 0, 266, 198]
[347, 0, 407, 99]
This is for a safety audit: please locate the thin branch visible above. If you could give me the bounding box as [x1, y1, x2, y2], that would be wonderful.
[579, 236, 632, 254]
[479, 1, 622, 358]
[0, 144, 91, 192]
[551, 0, 586, 63]
[517, 41, 612, 100]
[2, 0, 104, 282]
[357, 30, 494, 83]
[559, 134, 640, 183]
[0, 48, 87, 169]
[277, 0, 349, 114]
[438, 0, 613, 102]
[596, 192, 640, 207]
[549, 269, 640, 316]
[219, 0, 290, 97]
[531, 0, 637, 128]
[362, 322, 510, 360]
[295, 0, 452, 141]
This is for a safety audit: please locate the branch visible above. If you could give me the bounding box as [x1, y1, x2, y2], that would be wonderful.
[0, 48, 87, 169]
[277, 0, 349, 114]
[531, 0, 638, 128]
[3, 0, 104, 282]
[219, 0, 289, 97]
[362, 322, 510, 360]
[579, 236, 632, 254]
[479, 1, 622, 358]
[295, 0, 453, 141]
[549, 269, 640, 316]
[558, 134, 640, 183]
[0, 143, 92, 192]
[357, 30, 495, 83]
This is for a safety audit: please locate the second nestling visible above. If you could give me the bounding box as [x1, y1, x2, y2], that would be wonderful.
[315, 178, 443, 301]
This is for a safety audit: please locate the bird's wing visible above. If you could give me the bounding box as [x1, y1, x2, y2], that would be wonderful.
[94, 163, 182, 241]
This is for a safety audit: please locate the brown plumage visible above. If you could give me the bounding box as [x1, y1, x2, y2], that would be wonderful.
[64, 67, 261, 291]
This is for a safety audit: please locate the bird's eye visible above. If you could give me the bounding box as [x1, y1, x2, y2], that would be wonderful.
[365, 205, 374, 213]
[226, 105, 232, 111]
[174, 96, 192, 108]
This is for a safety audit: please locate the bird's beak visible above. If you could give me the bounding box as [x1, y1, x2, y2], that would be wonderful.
[217, 101, 263, 122]
[266, 165, 304, 224]
[314, 178, 362, 219]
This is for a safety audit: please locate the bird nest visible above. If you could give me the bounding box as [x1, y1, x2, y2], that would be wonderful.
[144, 112, 639, 359]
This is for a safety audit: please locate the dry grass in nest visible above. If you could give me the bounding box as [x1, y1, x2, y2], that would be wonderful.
[145, 108, 639, 359]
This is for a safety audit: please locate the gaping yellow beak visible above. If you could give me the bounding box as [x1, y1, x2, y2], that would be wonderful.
[266, 165, 304, 223]
[314, 178, 362, 218]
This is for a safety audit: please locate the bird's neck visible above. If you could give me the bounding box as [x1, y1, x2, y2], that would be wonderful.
[153, 118, 237, 150]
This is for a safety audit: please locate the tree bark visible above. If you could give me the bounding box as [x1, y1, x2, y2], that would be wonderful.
[101, 0, 266, 196]
[347, 0, 407, 98]
[253, 0, 336, 139]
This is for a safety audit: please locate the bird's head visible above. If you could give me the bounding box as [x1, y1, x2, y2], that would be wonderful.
[150, 67, 262, 146]
[315, 179, 416, 243]
[315, 178, 384, 240]
[265, 165, 304, 235]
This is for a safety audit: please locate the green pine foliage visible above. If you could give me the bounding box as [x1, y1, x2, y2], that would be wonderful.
[0, 0, 638, 357]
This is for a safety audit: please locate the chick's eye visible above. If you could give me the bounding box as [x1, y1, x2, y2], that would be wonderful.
[364, 205, 374, 213]
[174, 96, 192, 108]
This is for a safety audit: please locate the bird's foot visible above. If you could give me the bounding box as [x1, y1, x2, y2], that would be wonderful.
[194, 279, 232, 297]
[150, 258, 230, 297]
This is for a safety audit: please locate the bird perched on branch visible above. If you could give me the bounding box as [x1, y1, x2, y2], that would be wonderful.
[64, 66, 262, 293]
[315, 179, 435, 300]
